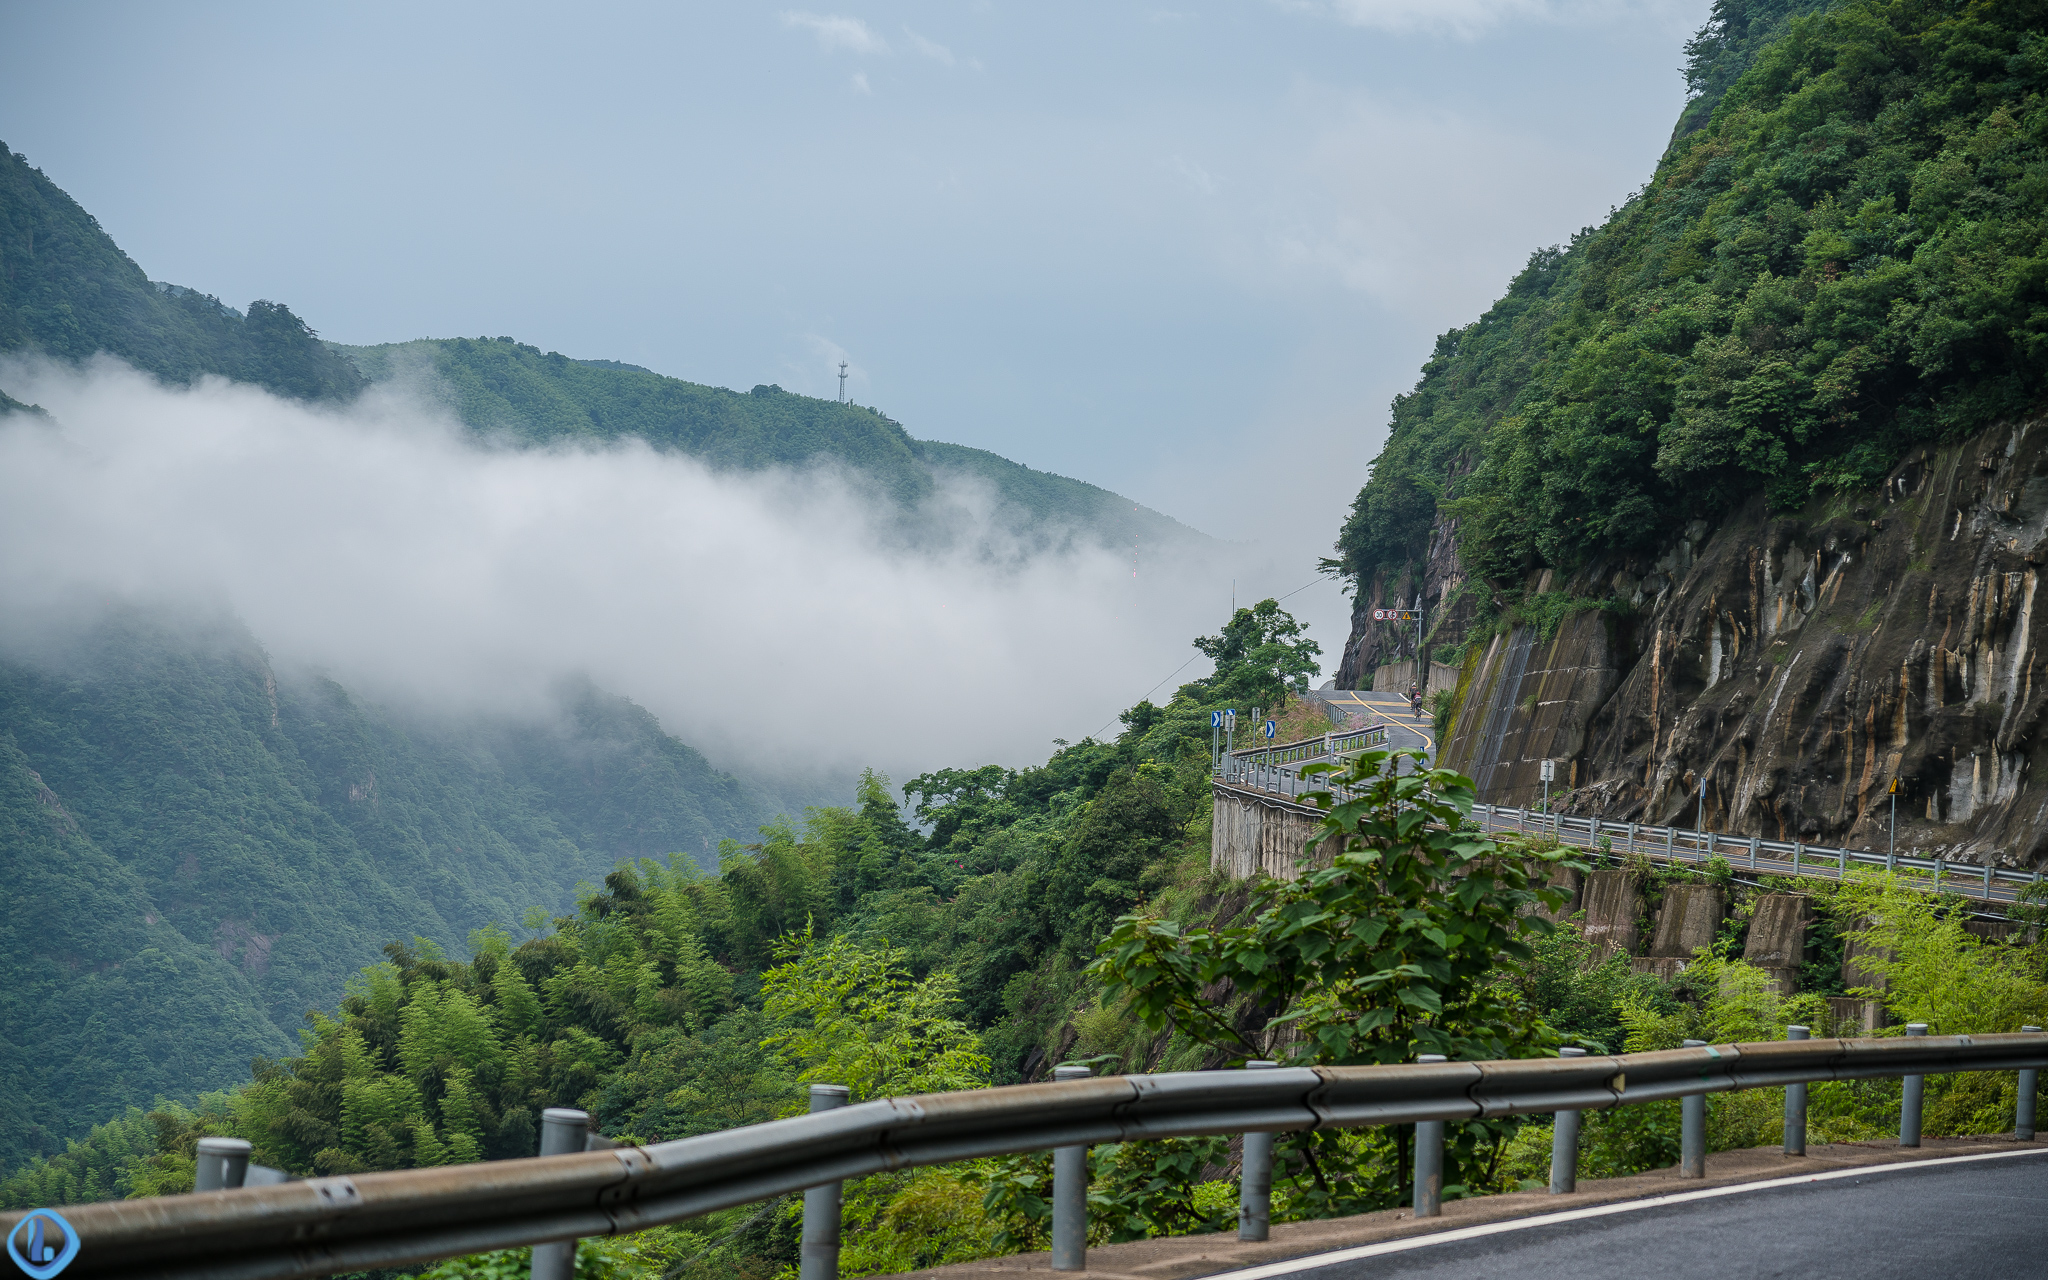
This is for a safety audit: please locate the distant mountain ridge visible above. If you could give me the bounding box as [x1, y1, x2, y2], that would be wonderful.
[0, 137, 1205, 553]
[338, 336, 1208, 552]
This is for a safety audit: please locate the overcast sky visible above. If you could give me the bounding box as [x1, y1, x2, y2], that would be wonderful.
[0, 0, 1706, 695]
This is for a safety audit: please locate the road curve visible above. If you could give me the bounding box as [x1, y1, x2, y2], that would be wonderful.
[1196, 1149, 2048, 1280]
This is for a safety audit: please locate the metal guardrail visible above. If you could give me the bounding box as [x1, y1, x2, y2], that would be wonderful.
[1474, 804, 2044, 907]
[1217, 727, 1387, 801]
[9, 1034, 2047, 1280]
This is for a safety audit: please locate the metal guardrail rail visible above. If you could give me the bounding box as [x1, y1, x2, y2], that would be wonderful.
[1474, 803, 2044, 908]
[1217, 727, 1387, 801]
[9, 1034, 2047, 1280]
[1209, 758, 2038, 908]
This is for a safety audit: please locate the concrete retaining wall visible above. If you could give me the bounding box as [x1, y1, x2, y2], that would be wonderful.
[1213, 786, 1905, 1022]
[1211, 790, 1326, 881]
[1580, 870, 1642, 961]
[1630, 884, 1724, 979]
[1372, 659, 1460, 697]
[1743, 894, 1810, 993]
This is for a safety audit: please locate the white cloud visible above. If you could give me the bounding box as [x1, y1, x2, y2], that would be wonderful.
[852, 71, 873, 94]
[0, 360, 1259, 782]
[779, 11, 890, 55]
[903, 29, 956, 66]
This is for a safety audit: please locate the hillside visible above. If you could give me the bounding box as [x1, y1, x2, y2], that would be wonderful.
[0, 144, 363, 401]
[0, 612, 794, 1167]
[340, 337, 1208, 551]
[1332, 0, 2048, 859]
[0, 141, 1206, 554]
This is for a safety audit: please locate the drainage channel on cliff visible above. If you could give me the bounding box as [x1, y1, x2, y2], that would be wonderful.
[1468, 628, 1536, 799]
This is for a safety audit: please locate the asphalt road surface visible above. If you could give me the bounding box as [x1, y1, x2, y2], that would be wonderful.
[1202, 1150, 2048, 1280]
[1303, 690, 1433, 760]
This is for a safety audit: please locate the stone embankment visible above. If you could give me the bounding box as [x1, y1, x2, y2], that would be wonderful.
[1341, 414, 2048, 873]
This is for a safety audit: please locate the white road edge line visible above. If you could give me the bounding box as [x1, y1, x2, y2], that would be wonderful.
[1195, 1147, 2048, 1280]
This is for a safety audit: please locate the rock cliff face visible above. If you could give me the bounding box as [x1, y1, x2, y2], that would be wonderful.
[1379, 413, 2048, 871]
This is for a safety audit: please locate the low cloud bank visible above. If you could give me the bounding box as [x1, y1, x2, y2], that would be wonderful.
[0, 359, 1272, 784]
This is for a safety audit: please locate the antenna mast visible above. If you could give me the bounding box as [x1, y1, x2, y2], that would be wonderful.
[838, 360, 849, 403]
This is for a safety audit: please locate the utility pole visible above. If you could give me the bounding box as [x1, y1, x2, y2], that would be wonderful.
[838, 360, 848, 403]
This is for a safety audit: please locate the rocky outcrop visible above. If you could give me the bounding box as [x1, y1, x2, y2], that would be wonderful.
[1360, 415, 2048, 871]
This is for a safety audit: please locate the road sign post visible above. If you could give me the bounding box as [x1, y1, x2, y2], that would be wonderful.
[1539, 758, 1554, 815]
[1225, 709, 1236, 764]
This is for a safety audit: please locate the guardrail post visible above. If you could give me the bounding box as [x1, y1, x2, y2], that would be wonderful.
[532, 1108, 589, 1280]
[800, 1085, 851, 1280]
[1548, 1047, 1587, 1194]
[1749, 836, 1759, 870]
[1679, 1040, 1707, 1177]
[1413, 1055, 1446, 1217]
[1900, 1023, 1929, 1147]
[1238, 1060, 1278, 1240]
[2019, 1026, 2042, 1142]
[1784, 1026, 1809, 1156]
[1052, 1065, 1092, 1271]
[194, 1137, 252, 1192]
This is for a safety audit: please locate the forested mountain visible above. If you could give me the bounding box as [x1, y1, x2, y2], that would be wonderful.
[0, 612, 793, 1168]
[1, 138, 1204, 553]
[340, 337, 1207, 552]
[1333, 0, 2048, 858]
[0, 146, 363, 402]
[0, 134, 1209, 1167]
[1336, 0, 2045, 600]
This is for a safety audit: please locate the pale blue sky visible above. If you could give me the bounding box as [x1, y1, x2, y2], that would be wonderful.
[1, 0, 1707, 662]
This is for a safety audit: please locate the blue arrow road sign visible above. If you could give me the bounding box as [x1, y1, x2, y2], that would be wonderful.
[1263, 720, 1276, 738]
[1211, 710, 1224, 728]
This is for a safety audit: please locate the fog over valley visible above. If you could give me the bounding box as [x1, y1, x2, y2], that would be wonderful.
[0, 357, 1274, 784]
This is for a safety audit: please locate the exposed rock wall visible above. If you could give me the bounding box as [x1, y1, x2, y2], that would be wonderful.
[1373, 415, 2048, 871]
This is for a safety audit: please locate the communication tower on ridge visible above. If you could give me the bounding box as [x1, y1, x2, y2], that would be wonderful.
[838, 361, 848, 403]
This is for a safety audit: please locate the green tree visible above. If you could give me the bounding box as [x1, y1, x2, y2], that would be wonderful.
[1182, 599, 1322, 709]
[1092, 748, 1580, 1214]
[758, 928, 990, 1103]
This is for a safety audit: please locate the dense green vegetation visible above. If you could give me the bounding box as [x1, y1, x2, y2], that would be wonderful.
[341, 338, 1205, 550]
[0, 611, 798, 1168]
[0, 144, 364, 401]
[1336, 0, 2048, 597]
[0, 602, 1321, 1221]
[7, 598, 2044, 1280]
